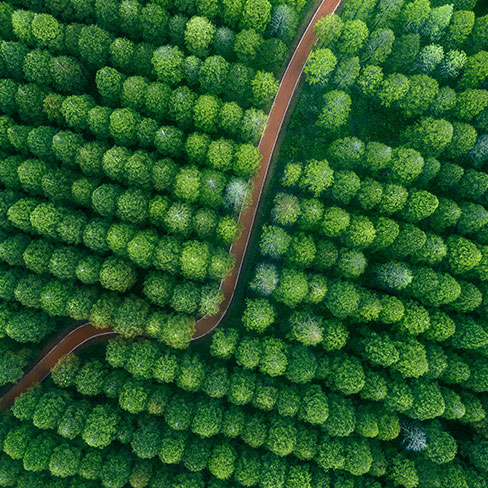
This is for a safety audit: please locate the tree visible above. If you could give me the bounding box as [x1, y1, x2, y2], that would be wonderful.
[314, 12, 343, 49]
[304, 49, 337, 85]
[299, 159, 333, 196]
[154, 126, 184, 158]
[144, 83, 171, 122]
[3, 423, 37, 460]
[22, 49, 52, 88]
[117, 378, 150, 415]
[191, 400, 223, 438]
[271, 193, 300, 226]
[299, 385, 329, 425]
[50, 55, 87, 94]
[199, 55, 229, 95]
[208, 443, 236, 480]
[344, 438, 372, 476]
[234, 447, 261, 487]
[446, 236, 481, 274]
[387, 453, 418, 488]
[139, 2, 168, 41]
[317, 90, 351, 132]
[444, 121, 477, 158]
[81, 404, 119, 448]
[273, 268, 309, 308]
[109, 108, 140, 146]
[240, 0, 271, 33]
[234, 336, 261, 371]
[259, 453, 287, 488]
[78, 25, 111, 68]
[120, 76, 147, 112]
[325, 280, 359, 319]
[378, 73, 410, 108]
[258, 38, 288, 73]
[338, 20, 369, 57]
[322, 319, 349, 352]
[207, 247, 233, 281]
[22, 433, 55, 472]
[362, 28, 395, 65]
[213, 27, 236, 59]
[424, 422, 457, 464]
[49, 442, 81, 478]
[320, 207, 349, 238]
[242, 298, 275, 333]
[99, 256, 137, 292]
[75, 359, 106, 397]
[399, 75, 439, 117]
[251, 71, 278, 109]
[182, 437, 211, 472]
[342, 215, 376, 249]
[265, 417, 296, 457]
[185, 16, 216, 57]
[219, 102, 243, 136]
[468, 439, 488, 474]
[142, 271, 173, 307]
[159, 312, 195, 349]
[285, 344, 317, 384]
[168, 86, 197, 131]
[460, 50, 488, 90]
[330, 170, 361, 204]
[207, 329, 237, 362]
[190, 95, 219, 133]
[286, 233, 316, 268]
[201, 285, 224, 318]
[100, 449, 132, 488]
[402, 190, 439, 222]
[233, 143, 261, 176]
[31, 13, 62, 47]
[151, 45, 184, 86]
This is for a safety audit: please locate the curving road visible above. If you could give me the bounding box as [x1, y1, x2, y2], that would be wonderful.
[0, 0, 342, 410]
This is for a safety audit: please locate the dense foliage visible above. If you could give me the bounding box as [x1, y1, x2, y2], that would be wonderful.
[0, 0, 308, 365]
[2, 0, 488, 487]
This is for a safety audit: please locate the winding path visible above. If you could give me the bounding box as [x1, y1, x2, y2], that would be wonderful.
[0, 0, 342, 410]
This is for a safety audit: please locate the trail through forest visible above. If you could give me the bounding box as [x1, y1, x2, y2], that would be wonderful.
[0, 0, 342, 410]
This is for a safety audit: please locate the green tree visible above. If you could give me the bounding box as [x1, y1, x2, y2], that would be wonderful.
[240, 0, 271, 33]
[242, 298, 275, 333]
[251, 71, 278, 109]
[317, 90, 351, 132]
[78, 25, 111, 68]
[152, 45, 184, 85]
[192, 95, 219, 134]
[99, 256, 137, 292]
[314, 13, 343, 49]
[208, 443, 236, 480]
[304, 48, 337, 85]
[185, 16, 216, 57]
[199, 55, 229, 95]
[273, 268, 309, 308]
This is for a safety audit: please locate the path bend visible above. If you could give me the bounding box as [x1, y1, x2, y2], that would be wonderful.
[0, 0, 342, 410]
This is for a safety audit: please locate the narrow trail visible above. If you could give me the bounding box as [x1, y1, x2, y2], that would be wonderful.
[0, 0, 342, 410]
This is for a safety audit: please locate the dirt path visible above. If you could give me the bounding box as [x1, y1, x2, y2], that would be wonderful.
[0, 0, 342, 410]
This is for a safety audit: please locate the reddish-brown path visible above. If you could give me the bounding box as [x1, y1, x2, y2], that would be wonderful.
[0, 0, 341, 410]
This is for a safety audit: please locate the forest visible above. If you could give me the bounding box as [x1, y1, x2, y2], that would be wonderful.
[1, 0, 488, 487]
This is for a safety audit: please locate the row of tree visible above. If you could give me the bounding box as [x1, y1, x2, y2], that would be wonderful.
[9, 0, 301, 62]
[0, 151, 249, 243]
[4, 5, 283, 108]
[0, 119, 258, 213]
[0, 78, 266, 161]
[0, 258, 201, 347]
[1, 191, 235, 278]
